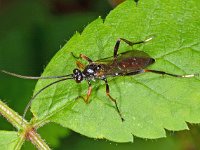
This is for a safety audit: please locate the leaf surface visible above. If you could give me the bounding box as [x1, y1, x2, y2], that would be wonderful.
[0, 131, 20, 150]
[31, 0, 200, 142]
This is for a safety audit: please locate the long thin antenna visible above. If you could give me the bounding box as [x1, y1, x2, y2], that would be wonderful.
[1, 70, 72, 79]
[22, 77, 73, 124]
[0, 70, 74, 123]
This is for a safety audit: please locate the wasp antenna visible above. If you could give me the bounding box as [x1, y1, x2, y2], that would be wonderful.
[1, 70, 73, 80]
[22, 77, 73, 124]
[1, 70, 42, 79]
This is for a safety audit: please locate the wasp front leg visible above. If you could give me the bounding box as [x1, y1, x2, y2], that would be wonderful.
[71, 52, 93, 64]
[85, 81, 92, 103]
[76, 61, 85, 70]
[80, 54, 93, 63]
[77, 81, 92, 104]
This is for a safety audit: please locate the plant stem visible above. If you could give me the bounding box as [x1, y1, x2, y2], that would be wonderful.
[27, 129, 51, 150]
[0, 100, 27, 129]
[0, 100, 51, 150]
[14, 135, 25, 150]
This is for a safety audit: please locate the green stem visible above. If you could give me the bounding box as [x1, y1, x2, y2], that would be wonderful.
[27, 129, 51, 150]
[14, 135, 25, 150]
[0, 100, 27, 129]
[0, 100, 51, 150]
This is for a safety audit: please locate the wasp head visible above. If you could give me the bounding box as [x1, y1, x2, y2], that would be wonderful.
[73, 69, 83, 83]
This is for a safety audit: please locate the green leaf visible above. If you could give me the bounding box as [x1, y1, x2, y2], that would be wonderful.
[0, 131, 21, 150]
[31, 0, 200, 142]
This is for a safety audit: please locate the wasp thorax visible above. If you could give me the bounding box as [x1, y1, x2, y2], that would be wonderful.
[73, 69, 83, 83]
[83, 64, 101, 76]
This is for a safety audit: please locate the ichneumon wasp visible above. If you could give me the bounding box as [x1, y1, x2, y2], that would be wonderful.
[2, 37, 198, 122]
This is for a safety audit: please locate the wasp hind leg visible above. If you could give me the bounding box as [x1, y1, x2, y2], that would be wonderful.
[144, 69, 198, 78]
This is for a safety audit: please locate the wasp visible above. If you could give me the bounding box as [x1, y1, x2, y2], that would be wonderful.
[2, 37, 198, 121]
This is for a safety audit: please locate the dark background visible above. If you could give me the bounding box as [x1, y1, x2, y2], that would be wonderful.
[0, 0, 199, 149]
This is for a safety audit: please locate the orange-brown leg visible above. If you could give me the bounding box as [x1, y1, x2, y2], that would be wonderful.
[77, 81, 92, 103]
[76, 61, 85, 70]
[80, 54, 93, 63]
[71, 52, 93, 63]
[85, 81, 92, 103]
[104, 78, 124, 121]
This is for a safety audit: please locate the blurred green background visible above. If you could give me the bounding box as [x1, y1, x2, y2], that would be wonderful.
[0, 0, 199, 150]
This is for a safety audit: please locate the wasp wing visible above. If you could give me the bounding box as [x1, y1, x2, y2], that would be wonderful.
[94, 50, 155, 77]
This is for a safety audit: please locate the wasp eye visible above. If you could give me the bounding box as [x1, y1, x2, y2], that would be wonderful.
[73, 69, 79, 74]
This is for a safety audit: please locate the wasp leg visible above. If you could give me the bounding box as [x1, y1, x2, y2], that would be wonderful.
[125, 70, 144, 76]
[135, 0, 139, 6]
[85, 81, 92, 103]
[103, 78, 124, 121]
[80, 54, 93, 63]
[76, 61, 85, 70]
[71, 52, 79, 59]
[144, 69, 198, 78]
[71, 52, 93, 63]
[77, 81, 92, 103]
[114, 37, 153, 58]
